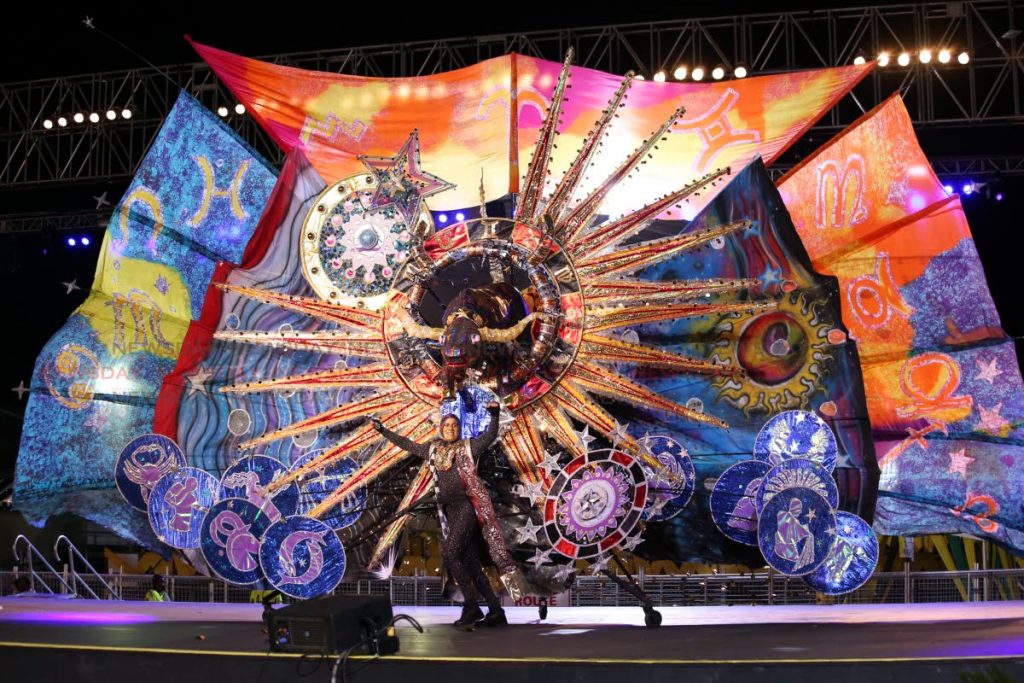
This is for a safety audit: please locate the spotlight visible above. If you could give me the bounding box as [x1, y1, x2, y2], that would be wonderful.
[88, 112, 100, 123]
[962, 182, 975, 195]
[673, 66, 687, 80]
[898, 52, 911, 67]
[635, 74, 646, 81]
[995, 192, 1004, 202]
[878, 52, 890, 66]
[455, 212, 466, 222]
[57, 116, 68, 127]
[81, 236, 91, 246]
[943, 184, 954, 194]
[653, 71, 666, 82]
[73, 112, 84, 124]
[438, 213, 448, 224]
[958, 51, 970, 64]
[734, 65, 748, 78]
[938, 49, 951, 64]
[235, 103, 245, 115]
[67, 237, 77, 247]
[43, 119, 53, 130]
[919, 49, 932, 64]
[853, 56, 866, 65]
[712, 66, 725, 80]
[106, 110, 116, 120]
[691, 67, 705, 81]
[217, 106, 229, 117]
[121, 109, 132, 119]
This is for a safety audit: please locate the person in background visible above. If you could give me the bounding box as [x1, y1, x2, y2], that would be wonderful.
[145, 575, 169, 602]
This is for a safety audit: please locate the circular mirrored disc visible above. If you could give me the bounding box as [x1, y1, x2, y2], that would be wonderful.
[757, 487, 836, 576]
[115, 434, 186, 512]
[710, 460, 771, 546]
[148, 467, 218, 549]
[259, 516, 346, 599]
[219, 455, 298, 521]
[755, 458, 838, 513]
[200, 498, 274, 585]
[803, 511, 879, 595]
[753, 410, 838, 472]
[291, 451, 366, 530]
[639, 434, 695, 522]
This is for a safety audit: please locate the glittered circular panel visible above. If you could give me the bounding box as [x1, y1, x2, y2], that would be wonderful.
[803, 511, 879, 595]
[544, 449, 647, 560]
[757, 487, 836, 576]
[200, 498, 274, 585]
[753, 410, 838, 472]
[755, 458, 838, 513]
[291, 451, 366, 530]
[639, 434, 695, 522]
[148, 467, 218, 549]
[260, 516, 346, 599]
[219, 455, 298, 521]
[710, 460, 770, 546]
[115, 434, 186, 512]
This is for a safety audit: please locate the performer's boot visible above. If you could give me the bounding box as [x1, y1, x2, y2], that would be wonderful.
[453, 602, 484, 628]
[479, 606, 508, 627]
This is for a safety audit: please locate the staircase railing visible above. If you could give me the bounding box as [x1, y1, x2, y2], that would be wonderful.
[11, 535, 75, 596]
[53, 535, 120, 600]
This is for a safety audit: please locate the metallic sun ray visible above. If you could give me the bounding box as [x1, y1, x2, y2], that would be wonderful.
[528, 399, 585, 460]
[368, 463, 434, 567]
[584, 299, 779, 334]
[516, 49, 573, 224]
[500, 413, 552, 488]
[576, 220, 753, 278]
[550, 381, 640, 453]
[568, 361, 729, 429]
[214, 329, 388, 358]
[237, 387, 411, 451]
[218, 283, 383, 332]
[543, 72, 635, 224]
[583, 277, 757, 306]
[566, 167, 731, 253]
[554, 105, 686, 242]
[219, 362, 399, 395]
[581, 333, 736, 374]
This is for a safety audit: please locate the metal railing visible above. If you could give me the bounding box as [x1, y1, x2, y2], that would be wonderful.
[2, 568, 1023, 606]
[10, 535, 76, 596]
[52, 535, 120, 600]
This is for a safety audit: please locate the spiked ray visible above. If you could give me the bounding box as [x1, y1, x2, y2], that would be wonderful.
[220, 362, 399, 395]
[516, 49, 574, 224]
[238, 387, 411, 451]
[583, 277, 757, 306]
[581, 333, 735, 374]
[585, 299, 779, 334]
[218, 284, 382, 332]
[577, 220, 753, 278]
[270, 400, 433, 492]
[500, 413, 551, 488]
[568, 361, 728, 429]
[543, 72, 635, 223]
[368, 463, 433, 567]
[567, 167, 731, 254]
[214, 329, 388, 359]
[309, 417, 435, 518]
[555, 105, 686, 242]
[528, 400, 585, 460]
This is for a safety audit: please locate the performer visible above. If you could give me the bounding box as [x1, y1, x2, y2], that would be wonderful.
[372, 401, 522, 628]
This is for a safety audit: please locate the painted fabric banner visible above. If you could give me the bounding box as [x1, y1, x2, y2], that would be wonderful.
[15, 93, 276, 545]
[777, 95, 1024, 550]
[192, 39, 870, 216]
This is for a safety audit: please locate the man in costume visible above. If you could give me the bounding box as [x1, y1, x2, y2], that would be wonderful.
[372, 400, 521, 628]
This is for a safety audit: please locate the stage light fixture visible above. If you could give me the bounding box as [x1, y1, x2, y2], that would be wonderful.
[938, 49, 951, 64]
[67, 237, 77, 247]
[919, 49, 932, 64]
[691, 67, 705, 81]
[734, 65, 748, 78]
[712, 66, 725, 80]
[235, 104, 246, 115]
[106, 110, 116, 120]
[943, 184, 954, 194]
[57, 117, 67, 127]
[962, 182, 975, 195]
[996, 192, 1004, 202]
[653, 71, 666, 82]
[673, 66, 687, 80]
[81, 236, 91, 246]
[438, 213, 449, 224]
[121, 109, 132, 119]
[878, 52, 890, 66]
[455, 212, 466, 222]
[73, 113, 85, 123]
[635, 74, 646, 81]
[217, 106, 229, 117]
[853, 56, 866, 65]
[898, 52, 911, 66]
[958, 51, 970, 64]
[43, 119, 53, 130]
[89, 112, 100, 123]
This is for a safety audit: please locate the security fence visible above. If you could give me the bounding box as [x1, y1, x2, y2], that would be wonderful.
[3, 569, 1023, 606]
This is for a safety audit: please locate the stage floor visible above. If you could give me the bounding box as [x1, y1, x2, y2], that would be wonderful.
[2, 597, 1024, 681]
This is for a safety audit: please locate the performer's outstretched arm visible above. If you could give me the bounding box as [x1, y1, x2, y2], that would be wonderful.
[470, 403, 502, 458]
[371, 419, 430, 459]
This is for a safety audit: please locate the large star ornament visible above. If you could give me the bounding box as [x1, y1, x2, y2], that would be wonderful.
[360, 130, 454, 224]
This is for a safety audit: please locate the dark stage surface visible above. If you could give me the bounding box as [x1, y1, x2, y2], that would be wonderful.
[1, 598, 1023, 682]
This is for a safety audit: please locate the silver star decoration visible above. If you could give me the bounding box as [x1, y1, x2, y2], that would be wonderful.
[647, 497, 669, 517]
[11, 380, 29, 400]
[806, 508, 817, 522]
[187, 365, 214, 397]
[793, 412, 807, 423]
[609, 421, 631, 447]
[514, 518, 543, 544]
[513, 478, 546, 503]
[537, 450, 562, 477]
[577, 425, 596, 451]
[553, 563, 576, 582]
[92, 191, 110, 209]
[527, 547, 553, 569]
[83, 16, 94, 28]
[621, 534, 644, 553]
[826, 526, 837, 536]
[62, 279, 81, 295]
[588, 555, 611, 575]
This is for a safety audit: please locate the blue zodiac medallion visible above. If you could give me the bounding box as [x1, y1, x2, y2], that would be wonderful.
[639, 434, 695, 522]
[757, 487, 836, 576]
[148, 467, 218, 549]
[802, 511, 879, 595]
[260, 516, 346, 599]
[710, 460, 771, 546]
[219, 455, 298, 521]
[115, 434, 187, 512]
[753, 410, 838, 472]
[291, 451, 366, 530]
[200, 498, 274, 585]
[755, 458, 838, 513]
